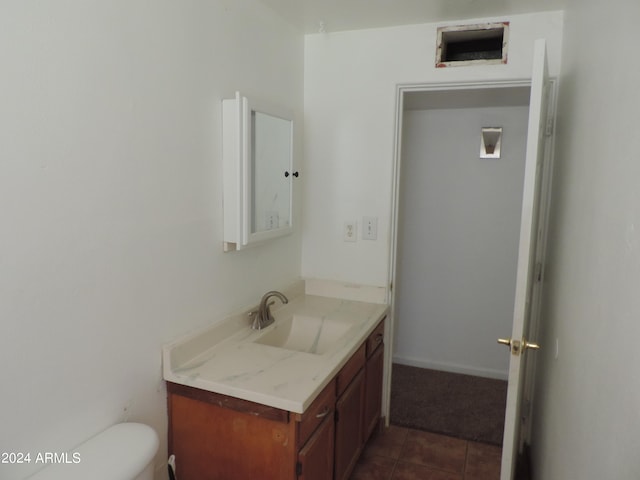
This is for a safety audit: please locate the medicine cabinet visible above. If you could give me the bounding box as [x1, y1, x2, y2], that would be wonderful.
[222, 92, 294, 251]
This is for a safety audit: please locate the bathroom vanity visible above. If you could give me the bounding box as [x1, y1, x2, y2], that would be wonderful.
[163, 292, 387, 480]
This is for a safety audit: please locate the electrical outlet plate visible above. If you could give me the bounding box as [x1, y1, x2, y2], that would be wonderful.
[344, 222, 357, 242]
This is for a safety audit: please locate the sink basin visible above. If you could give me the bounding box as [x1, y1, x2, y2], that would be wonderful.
[254, 314, 354, 355]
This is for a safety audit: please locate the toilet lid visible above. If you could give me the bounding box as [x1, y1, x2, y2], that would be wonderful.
[27, 423, 158, 480]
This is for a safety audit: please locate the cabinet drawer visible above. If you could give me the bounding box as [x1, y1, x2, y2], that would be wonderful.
[336, 343, 365, 396]
[366, 318, 385, 357]
[296, 379, 336, 447]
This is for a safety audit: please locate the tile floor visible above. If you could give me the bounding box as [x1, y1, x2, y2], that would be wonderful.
[350, 425, 501, 480]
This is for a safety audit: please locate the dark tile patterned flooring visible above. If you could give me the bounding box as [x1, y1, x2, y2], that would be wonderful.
[350, 425, 501, 480]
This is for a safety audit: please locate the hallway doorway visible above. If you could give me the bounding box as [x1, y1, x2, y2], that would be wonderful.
[386, 43, 555, 478]
[390, 86, 529, 448]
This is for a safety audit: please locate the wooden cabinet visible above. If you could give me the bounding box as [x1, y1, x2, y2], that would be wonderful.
[335, 369, 364, 480]
[296, 380, 336, 448]
[167, 317, 385, 480]
[168, 383, 297, 480]
[334, 343, 365, 480]
[297, 414, 334, 480]
[363, 319, 385, 442]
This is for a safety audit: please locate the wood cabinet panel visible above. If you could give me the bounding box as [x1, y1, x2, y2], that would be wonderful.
[295, 380, 336, 447]
[363, 343, 384, 442]
[297, 415, 334, 480]
[334, 369, 364, 480]
[169, 393, 295, 480]
[366, 320, 385, 357]
[336, 343, 365, 396]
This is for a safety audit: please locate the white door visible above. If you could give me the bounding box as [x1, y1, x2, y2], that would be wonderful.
[500, 38, 550, 480]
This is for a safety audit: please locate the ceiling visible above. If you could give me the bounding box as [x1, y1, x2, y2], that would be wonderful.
[259, 0, 567, 34]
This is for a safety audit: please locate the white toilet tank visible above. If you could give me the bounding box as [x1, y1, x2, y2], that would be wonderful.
[28, 423, 159, 480]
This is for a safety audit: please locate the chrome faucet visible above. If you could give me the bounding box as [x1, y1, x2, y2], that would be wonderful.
[251, 291, 289, 330]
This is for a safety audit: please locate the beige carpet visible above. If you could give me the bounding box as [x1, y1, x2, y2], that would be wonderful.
[390, 364, 508, 446]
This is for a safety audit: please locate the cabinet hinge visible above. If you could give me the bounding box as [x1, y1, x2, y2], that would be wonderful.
[296, 461, 302, 476]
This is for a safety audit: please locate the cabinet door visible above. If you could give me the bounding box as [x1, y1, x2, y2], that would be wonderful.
[335, 369, 365, 480]
[363, 344, 384, 442]
[297, 415, 334, 480]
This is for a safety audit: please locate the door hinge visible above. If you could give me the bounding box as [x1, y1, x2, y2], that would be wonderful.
[296, 461, 302, 476]
[521, 398, 532, 422]
[535, 261, 543, 283]
[545, 117, 554, 136]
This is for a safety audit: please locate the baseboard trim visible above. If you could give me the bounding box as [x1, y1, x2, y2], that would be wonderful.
[393, 355, 508, 381]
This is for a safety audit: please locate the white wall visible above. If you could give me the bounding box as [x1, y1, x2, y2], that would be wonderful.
[0, 2, 303, 479]
[531, 1, 640, 478]
[302, 11, 564, 288]
[395, 105, 529, 379]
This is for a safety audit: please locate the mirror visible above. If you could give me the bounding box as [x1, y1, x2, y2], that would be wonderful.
[223, 92, 294, 251]
[251, 111, 292, 235]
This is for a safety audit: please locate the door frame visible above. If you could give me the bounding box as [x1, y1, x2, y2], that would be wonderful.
[384, 78, 557, 454]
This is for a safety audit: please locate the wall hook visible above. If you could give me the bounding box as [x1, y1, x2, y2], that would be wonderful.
[480, 127, 502, 158]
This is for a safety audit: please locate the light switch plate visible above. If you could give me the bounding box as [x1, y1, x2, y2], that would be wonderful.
[362, 216, 378, 240]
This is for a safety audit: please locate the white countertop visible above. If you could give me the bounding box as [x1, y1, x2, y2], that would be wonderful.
[163, 293, 388, 413]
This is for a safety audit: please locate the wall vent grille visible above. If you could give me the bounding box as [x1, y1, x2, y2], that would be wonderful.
[436, 22, 509, 68]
